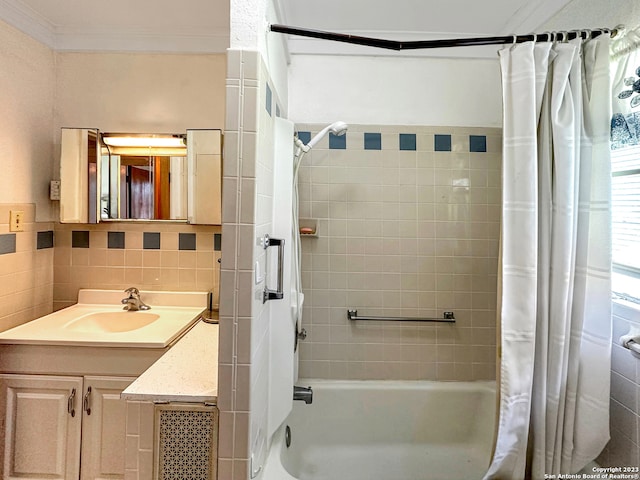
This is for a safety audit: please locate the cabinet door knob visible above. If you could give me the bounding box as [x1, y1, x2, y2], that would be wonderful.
[83, 386, 92, 415]
[67, 388, 76, 417]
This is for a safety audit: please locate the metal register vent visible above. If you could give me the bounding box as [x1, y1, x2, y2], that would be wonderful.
[155, 404, 218, 480]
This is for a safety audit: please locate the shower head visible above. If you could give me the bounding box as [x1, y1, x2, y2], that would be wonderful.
[304, 121, 349, 150]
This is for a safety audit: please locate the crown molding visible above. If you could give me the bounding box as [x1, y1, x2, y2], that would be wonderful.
[0, 0, 55, 47]
[0, 0, 229, 53]
[54, 28, 229, 53]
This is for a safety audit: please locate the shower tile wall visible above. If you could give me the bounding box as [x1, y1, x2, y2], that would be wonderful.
[297, 124, 502, 381]
[53, 222, 221, 311]
[597, 302, 640, 468]
[0, 204, 54, 332]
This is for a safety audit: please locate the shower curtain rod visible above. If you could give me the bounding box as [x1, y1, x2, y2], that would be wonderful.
[269, 24, 620, 51]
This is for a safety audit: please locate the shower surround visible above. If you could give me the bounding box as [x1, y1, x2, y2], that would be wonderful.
[296, 124, 502, 381]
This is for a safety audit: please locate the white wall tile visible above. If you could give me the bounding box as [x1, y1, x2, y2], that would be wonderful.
[296, 124, 500, 381]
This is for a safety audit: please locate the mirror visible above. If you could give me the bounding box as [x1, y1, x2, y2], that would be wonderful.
[59, 129, 222, 225]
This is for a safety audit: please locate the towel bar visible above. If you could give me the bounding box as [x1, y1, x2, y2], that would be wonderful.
[625, 339, 640, 359]
[347, 309, 455, 323]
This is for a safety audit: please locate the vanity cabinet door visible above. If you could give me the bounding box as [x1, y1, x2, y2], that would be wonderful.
[80, 376, 134, 480]
[0, 374, 83, 480]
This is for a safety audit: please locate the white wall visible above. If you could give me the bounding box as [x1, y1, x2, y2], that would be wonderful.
[54, 52, 226, 133]
[288, 55, 502, 127]
[0, 20, 55, 221]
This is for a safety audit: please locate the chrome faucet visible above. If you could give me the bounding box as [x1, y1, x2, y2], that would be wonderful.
[293, 386, 313, 404]
[121, 287, 150, 311]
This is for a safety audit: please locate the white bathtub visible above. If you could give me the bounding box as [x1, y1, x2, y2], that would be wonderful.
[261, 380, 496, 480]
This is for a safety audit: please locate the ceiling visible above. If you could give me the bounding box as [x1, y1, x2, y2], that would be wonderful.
[0, 0, 572, 56]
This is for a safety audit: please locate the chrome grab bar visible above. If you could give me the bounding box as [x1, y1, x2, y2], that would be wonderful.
[262, 234, 285, 303]
[347, 309, 455, 323]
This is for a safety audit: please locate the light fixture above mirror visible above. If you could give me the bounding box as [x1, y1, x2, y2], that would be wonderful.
[101, 133, 187, 156]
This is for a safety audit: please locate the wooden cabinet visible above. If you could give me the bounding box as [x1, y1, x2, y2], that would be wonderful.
[0, 374, 134, 480]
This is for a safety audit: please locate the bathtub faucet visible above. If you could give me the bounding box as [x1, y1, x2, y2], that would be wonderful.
[121, 287, 151, 311]
[293, 385, 313, 404]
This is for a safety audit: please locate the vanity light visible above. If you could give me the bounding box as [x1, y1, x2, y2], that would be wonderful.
[101, 133, 187, 156]
[102, 134, 186, 148]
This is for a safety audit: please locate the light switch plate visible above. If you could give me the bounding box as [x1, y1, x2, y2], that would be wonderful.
[9, 210, 24, 232]
[50, 180, 61, 200]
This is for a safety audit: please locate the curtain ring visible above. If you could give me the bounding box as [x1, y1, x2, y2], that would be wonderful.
[511, 34, 517, 45]
[561, 31, 568, 42]
[532, 33, 538, 43]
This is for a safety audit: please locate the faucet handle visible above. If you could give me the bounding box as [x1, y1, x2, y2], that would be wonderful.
[124, 287, 139, 296]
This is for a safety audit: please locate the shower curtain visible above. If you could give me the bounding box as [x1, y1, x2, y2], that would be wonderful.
[484, 35, 612, 479]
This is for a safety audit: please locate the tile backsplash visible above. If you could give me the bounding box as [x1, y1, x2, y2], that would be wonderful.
[0, 204, 54, 332]
[296, 124, 502, 381]
[54, 222, 221, 311]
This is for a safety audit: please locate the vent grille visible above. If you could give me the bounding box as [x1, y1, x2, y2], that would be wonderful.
[156, 405, 218, 480]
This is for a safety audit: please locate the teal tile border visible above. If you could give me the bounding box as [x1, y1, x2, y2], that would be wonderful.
[37, 231, 54, 249]
[72, 230, 90, 248]
[329, 132, 346, 149]
[0, 234, 16, 255]
[364, 133, 382, 150]
[470, 135, 487, 152]
[143, 232, 161, 250]
[399, 133, 417, 151]
[179, 233, 197, 250]
[298, 131, 311, 144]
[435, 134, 452, 152]
[108, 231, 125, 249]
[266, 83, 273, 117]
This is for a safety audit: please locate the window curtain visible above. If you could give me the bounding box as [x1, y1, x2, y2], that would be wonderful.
[484, 35, 612, 479]
[611, 26, 640, 149]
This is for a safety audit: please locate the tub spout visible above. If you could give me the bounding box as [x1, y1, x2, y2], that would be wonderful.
[293, 385, 313, 404]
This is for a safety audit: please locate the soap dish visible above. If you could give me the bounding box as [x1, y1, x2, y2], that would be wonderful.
[299, 218, 318, 237]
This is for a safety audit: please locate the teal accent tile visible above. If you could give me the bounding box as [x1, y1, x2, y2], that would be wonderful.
[470, 135, 487, 152]
[0, 234, 16, 255]
[37, 231, 54, 249]
[72, 230, 90, 248]
[298, 131, 311, 144]
[329, 132, 346, 149]
[266, 83, 272, 116]
[399, 133, 416, 151]
[143, 232, 160, 250]
[108, 231, 125, 249]
[179, 233, 197, 250]
[435, 134, 452, 151]
[364, 133, 381, 150]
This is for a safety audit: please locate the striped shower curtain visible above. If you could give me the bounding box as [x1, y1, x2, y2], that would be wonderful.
[484, 36, 612, 479]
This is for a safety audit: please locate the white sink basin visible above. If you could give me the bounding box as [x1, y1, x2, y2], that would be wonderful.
[0, 289, 208, 348]
[63, 311, 161, 333]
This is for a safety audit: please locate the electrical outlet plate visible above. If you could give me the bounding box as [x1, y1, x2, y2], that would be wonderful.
[9, 210, 24, 232]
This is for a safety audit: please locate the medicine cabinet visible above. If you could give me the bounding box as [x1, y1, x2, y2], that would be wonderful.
[59, 129, 222, 225]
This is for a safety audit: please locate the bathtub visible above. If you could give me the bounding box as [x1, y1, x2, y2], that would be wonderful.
[261, 380, 496, 480]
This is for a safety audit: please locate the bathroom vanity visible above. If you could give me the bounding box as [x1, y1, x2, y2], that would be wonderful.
[0, 289, 218, 480]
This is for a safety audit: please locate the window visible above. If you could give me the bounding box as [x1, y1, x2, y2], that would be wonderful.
[612, 144, 640, 301]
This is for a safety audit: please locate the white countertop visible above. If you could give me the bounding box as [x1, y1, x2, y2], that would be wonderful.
[0, 289, 208, 348]
[121, 319, 219, 403]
